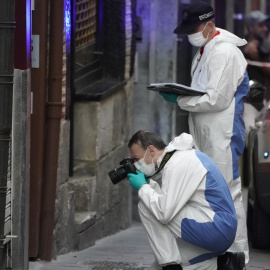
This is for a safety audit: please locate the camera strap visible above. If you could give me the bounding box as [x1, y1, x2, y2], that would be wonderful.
[149, 150, 176, 178]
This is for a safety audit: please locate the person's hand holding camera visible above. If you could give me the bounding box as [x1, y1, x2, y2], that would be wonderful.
[127, 170, 147, 190]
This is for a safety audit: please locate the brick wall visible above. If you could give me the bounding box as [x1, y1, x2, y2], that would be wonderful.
[125, 0, 132, 79]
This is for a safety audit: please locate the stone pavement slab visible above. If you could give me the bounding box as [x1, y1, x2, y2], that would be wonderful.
[29, 220, 270, 270]
[247, 248, 270, 270]
[29, 221, 155, 270]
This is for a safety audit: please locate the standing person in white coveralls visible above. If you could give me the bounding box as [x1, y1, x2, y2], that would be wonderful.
[127, 131, 242, 270]
[160, 2, 249, 268]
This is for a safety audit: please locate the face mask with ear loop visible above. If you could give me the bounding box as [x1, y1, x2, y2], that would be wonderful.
[188, 22, 210, 47]
[134, 147, 156, 176]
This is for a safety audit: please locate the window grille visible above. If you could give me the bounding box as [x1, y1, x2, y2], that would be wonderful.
[76, 0, 97, 49]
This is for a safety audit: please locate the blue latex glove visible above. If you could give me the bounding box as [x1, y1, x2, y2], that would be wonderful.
[127, 170, 147, 190]
[159, 92, 179, 104]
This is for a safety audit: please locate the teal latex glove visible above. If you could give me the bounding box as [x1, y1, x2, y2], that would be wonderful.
[159, 92, 179, 104]
[127, 170, 147, 190]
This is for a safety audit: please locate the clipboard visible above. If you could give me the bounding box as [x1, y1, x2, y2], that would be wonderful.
[147, 83, 205, 96]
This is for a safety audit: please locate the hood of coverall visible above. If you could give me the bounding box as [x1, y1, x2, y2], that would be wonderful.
[165, 133, 194, 153]
[212, 28, 247, 47]
[156, 132, 194, 171]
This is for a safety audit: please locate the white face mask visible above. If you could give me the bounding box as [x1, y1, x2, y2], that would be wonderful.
[134, 148, 156, 176]
[188, 22, 209, 47]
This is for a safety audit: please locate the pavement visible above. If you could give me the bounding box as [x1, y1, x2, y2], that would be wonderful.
[29, 221, 154, 270]
[29, 189, 270, 270]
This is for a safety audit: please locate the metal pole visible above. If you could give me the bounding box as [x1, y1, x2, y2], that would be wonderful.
[0, 0, 15, 266]
[261, 0, 266, 13]
[226, 0, 234, 32]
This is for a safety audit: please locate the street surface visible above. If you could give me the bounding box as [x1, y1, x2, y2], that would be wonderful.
[29, 188, 270, 270]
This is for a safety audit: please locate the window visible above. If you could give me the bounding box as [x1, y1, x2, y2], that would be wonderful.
[73, 0, 128, 101]
[75, 0, 98, 72]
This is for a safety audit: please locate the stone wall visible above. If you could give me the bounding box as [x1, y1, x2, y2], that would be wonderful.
[53, 80, 134, 255]
[53, 0, 135, 255]
[72, 79, 133, 247]
[52, 80, 134, 255]
[12, 69, 31, 269]
[54, 120, 76, 256]
[133, 0, 178, 142]
[132, 0, 179, 220]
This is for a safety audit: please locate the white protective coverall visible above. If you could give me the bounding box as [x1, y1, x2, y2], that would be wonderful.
[139, 133, 237, 270]
[177, 28, 249, 263]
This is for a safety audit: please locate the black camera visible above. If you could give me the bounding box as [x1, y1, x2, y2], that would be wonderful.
[108, 158, 136, 185]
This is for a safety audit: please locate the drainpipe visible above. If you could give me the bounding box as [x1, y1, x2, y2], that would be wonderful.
[38, 0, 64, 261]
[29, 0, 49, 258]
[0, 0, 15, 266]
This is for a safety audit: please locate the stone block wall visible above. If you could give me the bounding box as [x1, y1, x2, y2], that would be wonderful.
[72, 79, 133, 242]
[53, 80, 134, 255]
[52, 0, 135, 255]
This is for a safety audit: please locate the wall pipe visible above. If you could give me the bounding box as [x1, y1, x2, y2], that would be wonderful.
[29, 0, 49, 258]
[38, 0, 64, 261]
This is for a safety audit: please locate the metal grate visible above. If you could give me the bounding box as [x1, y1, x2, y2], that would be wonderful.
[83, 261, 145, 270]
[76, 0, 97, 48]
[91, 266, 146, 270]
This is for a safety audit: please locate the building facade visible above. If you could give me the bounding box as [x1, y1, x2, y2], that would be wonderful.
[0, 0, 268, 269]
[9, 0, 137, 268]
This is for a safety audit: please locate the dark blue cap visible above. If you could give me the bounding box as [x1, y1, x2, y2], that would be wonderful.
[174, 1, 214, 34]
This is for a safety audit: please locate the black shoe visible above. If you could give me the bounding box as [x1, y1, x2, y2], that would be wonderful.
[217, 252, 245, 270]
[162, 264, 183, 270]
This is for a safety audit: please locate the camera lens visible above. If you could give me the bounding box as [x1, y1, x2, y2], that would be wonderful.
[108, 167, 128, 185]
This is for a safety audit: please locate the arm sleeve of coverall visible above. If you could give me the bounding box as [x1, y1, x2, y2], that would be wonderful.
[148, 179, 161, 192]
[138, 153, 206, 224]
[177, 48, 246, 113]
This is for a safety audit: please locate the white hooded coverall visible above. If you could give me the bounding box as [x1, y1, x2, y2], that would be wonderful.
[177, 28, 249, 263]
[139, 133, 237, 270]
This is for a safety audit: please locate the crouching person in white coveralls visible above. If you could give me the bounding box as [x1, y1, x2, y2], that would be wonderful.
[127, 131, 245, 270]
